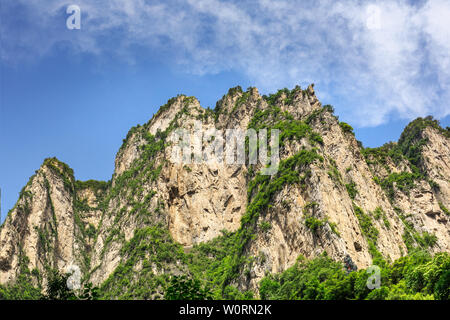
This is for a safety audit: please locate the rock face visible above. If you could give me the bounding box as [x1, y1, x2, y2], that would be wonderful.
[0, 159, 104, 286]
[1, 85, 449, 296]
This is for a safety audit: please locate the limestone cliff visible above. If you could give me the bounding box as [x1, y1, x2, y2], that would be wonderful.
[1, 85, 449, 297]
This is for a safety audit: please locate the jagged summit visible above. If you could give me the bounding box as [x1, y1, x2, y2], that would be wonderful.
[1, 85, 449, 299]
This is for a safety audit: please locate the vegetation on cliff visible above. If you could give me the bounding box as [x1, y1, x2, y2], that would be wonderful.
[259, 250, 449, 300]
[1, 87, 449, 301]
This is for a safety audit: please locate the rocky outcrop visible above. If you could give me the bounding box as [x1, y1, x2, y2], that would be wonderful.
[1, 85, 449, 296]
[0, 159, 99, 286]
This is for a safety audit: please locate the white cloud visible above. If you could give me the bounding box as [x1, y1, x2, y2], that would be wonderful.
[1, 0, 450, 126]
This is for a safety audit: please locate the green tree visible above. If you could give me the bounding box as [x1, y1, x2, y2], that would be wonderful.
[44, 270, 77, 300]
[164, 275, 212, 300]
[434, 270, 450, 300]
[43, 270, 100, 300]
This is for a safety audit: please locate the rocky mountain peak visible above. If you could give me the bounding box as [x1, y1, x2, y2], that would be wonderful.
[1, 85, 449, 299]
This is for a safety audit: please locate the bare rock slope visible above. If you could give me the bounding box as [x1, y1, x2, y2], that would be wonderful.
[1, 85, 449, 296]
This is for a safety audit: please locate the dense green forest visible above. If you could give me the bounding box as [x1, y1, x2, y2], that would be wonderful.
[1, 249, 448, 300]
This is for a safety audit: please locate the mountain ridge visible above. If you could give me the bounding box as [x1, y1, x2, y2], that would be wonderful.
[1, 85, 449, 299]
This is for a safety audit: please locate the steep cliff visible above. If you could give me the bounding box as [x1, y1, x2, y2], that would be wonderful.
[1, 85, 449, 298]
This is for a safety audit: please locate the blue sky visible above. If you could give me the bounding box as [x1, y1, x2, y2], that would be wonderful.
[1, 0, 449, 222]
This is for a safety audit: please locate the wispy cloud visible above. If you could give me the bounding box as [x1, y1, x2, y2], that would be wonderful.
[1, 0, 449, 126]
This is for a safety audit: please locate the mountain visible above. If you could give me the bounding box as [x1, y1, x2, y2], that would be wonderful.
[1, 85, 449, 299]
